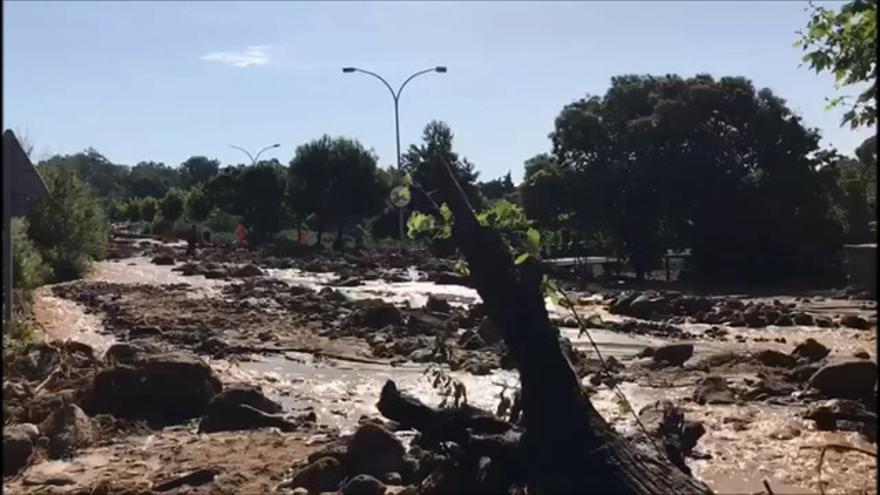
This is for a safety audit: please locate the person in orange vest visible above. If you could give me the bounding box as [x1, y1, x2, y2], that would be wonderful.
[298, 227, 305, 245]
[236, 224, 246, 248]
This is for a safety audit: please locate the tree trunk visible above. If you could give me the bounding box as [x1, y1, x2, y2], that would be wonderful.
[431, 157, 711, 494]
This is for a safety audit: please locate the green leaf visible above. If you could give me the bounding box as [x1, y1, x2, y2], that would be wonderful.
[525, 228, 541, 257]
[514, 252, 532, 265]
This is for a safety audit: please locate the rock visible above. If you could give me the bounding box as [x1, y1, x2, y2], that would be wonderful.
[792, 313, 815, 326]
[306, 441, 349, 465]
[198, 386, 297, 433]
[853, 350, 871, 359]
[815, 316, 834, 328]
[839, 315, 870, 330]
[203, 269, 228, 279]
[636, 400, 703, 474]
[7, 423, 40, 442]
[406, 313, 452, 337]
[103, 342, 152, 364]
[351, 300, 403, 329]
[231, 264, 264, 278]
[3, 429, 34, 476]
[340, 474, 386, 495]
[637, 346, 655, 358]
[609, 292, 639, 314]
[287, 457, 343, 494]
[38, 404, 94, 459]
[424, 296, 452, 314]
[407, 349, 435, 363]
[774, 315, 794, 327]
[477, 317, 501, 345]
[809, 360, 877, 399]
[804, 399, 877, 431]
[756, 349, 797, 368]
[348, 423, 405, 465]
[790, 338, 830, 362]
[129, 325, 163, 338]
[652, 343, 694, 366]
[84, 352, 222, 426]
[380, 472, 402, 485]
[434, 272, 470, 286]
[151, 255, 175, 266]
[333, 276, 363, 287]
[769, 424, 801, 440]
[458, 330, 485, 350]
[693, 376, 735, 405]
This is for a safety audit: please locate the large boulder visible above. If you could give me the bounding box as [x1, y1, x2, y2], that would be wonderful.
[3, 425, 37, 476]
[348, 423, 405, 478]
[839, 315, 871, 330]
[424, 296, 452, 314]
[755, 349, 797, 368]
[809, 360, 877, 399]
[151, 255, 175, 266]
[693, 376, 735, 405]
[652, 343, 694, 366]
[792, 313, 815, 326]
[198, 386, 301, 433]
[84, 352, 222, 425]
[790, 338, 830, 362]
[405, 313, 453, 337]
[350, 300, 403, 329]
[38, 404, 94, 459]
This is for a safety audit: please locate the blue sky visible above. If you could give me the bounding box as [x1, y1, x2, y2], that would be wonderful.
[3, 1, 873, 182]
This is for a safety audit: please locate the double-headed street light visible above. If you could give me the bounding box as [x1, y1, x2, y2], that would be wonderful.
[229, 143, 281, 166]
[342, 66, 447, 240]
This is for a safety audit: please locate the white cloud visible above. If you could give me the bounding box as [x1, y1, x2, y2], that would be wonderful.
[201, 45, 275, 67]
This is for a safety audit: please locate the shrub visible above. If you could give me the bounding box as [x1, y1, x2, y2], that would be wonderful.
[203, 210, 242, 234]
[27, 165, 108, 281]
[11, 218, 51, 292]
[140, 197, 159, 222]
[158, 188, 187, 222]
[185, 184, 213, 221]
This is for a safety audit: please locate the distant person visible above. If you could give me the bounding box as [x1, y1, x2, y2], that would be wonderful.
[186, 224, 198, 257]
[236, 224, 246, 248]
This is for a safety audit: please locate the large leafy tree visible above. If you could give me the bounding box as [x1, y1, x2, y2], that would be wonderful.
[158, 188, 187, 223]
[550, 74, 845, 283]
[796, 0, 877, 129]
[39, 149, 128, 200]
[237, 163, 288, 244]
[289, 136, 386, 246]
[179, 156, 220, 187]
[478, 171, 516, 202]
[402, 121, 482, 213]
[125, 161, 181, 198]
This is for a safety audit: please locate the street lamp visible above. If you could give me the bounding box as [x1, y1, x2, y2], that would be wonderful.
[228, 143, 281, 166]
[342, 66, 447, 240]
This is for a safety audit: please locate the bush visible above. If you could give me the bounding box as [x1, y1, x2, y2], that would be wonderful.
[11, 218, 51, 292]
[27, 165, 108, 281]
[158, 188, 187, 222]
[185, 185, 213, 221]
[203, 210, 242, 234]
[140, 197, 159, 223]
[121, 198, 143, 222]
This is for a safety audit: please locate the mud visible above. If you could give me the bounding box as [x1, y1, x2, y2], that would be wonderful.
[4, 233, 877, 494]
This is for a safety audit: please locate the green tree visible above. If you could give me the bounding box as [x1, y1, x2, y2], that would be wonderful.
[479, 171, 516, 202]
[402, 121, 482, 213]
[551, 74, 844, 283]
[39, 149, 128, 200]
[179, 156, 220, 187]
[120, 198, 143, 222]
[237, 163, 287, 244]
[27, 165, 108, 281]
[125, 161, 181, 198]
[140, 197, 159, 223]
[158, 188, 187, 222]
[796, 0, 877, 129]
[289, 136, 335, 245]
[185, 184, 213, 221]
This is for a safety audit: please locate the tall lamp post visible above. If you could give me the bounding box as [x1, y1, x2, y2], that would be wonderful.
[342, 66, 447, 240]
[228, 143, 281, 166]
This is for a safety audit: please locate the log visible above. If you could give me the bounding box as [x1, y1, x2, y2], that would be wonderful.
[429, 155, 712, 494]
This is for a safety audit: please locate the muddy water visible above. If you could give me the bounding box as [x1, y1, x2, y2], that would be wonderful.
[30, 254, 877, 494]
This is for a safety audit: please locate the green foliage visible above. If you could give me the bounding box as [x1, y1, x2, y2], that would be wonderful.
[125, 161, 181, 198]
[180, 156, 220, 187]
[185, 184, 213, 221]
[478, 172, 516, 202]
[140, 197, 159, 223]
[796, 0, 877, 128]
[120, 198, 143, 222]
[39, 149, 128, 200]
[238, 164, 288, 244]
[548, 74, 845, 284]
[158, 188, 187, 222]
[203, 210, 242, 234]
[289, 136, 388, 246]
[11, 218, 51, 292]
[27, 165, 108, 281]
[402, 121, 483, 213]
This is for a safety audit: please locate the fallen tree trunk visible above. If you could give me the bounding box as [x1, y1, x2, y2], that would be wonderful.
[428, 157, 712, 494]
